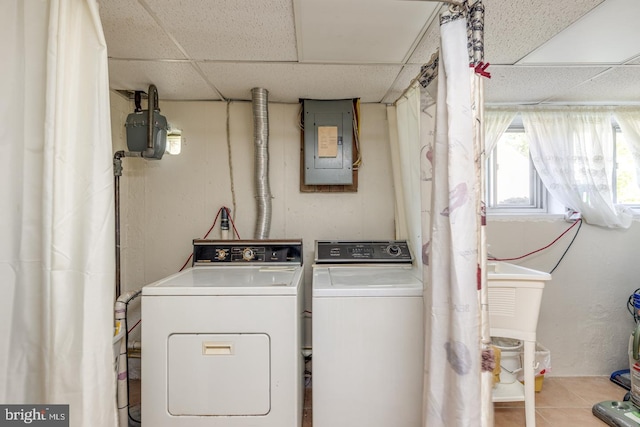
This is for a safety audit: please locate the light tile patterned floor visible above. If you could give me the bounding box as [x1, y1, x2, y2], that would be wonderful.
[494, 376, 624, 426]
[304, 376, 625, 426]
[132, 376, 624, 426]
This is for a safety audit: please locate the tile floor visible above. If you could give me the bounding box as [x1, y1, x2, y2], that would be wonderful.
[493, 376, 624, 426]
[131, 376, 625, 426]
[304, 376, 625, 426]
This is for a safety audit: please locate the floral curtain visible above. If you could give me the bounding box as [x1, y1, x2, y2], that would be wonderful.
[421, 10, 482, 427]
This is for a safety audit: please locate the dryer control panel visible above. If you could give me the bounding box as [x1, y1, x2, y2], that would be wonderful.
[193, 240, 303, 265]
[315, 240, 413, 264]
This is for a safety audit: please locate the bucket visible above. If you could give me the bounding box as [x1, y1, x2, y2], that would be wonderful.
[492, 337, 523, 384]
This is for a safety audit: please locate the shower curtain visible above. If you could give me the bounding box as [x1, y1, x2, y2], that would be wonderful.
[384, 2, 490, 425]
[0, 1, 117, 426]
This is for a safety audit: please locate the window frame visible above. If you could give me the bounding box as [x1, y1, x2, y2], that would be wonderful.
[612, 123, 640, 214]
[485, 126, 548, 215]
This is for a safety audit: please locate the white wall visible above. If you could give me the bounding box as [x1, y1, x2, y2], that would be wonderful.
[110, 93, 397, 347]
[111, 90, 640, 377]
[487, 218, 640, 376]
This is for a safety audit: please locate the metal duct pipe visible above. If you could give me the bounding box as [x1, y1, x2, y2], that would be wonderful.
[251, 87, 272, 239]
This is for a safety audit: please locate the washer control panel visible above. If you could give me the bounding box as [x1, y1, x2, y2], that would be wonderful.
[192, 239, 303, 265]
[315, 240, 413, 264]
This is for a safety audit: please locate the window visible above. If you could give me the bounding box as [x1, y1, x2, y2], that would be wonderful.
[487, 119, 640, 217]
[613, 129, 640, 208]
[486, 129, 547, 214]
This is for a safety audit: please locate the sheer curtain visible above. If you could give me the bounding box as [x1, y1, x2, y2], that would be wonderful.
[614, 109, 640, 188]
[522, 109, 632, 228]
[484, 109, 517, 155]
[0, 1, 117, 426]
[388, 83, 423, 269]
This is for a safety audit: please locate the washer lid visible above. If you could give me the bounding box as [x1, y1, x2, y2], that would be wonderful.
[142, 266, 303, 296]
[313, 266, 423, 297]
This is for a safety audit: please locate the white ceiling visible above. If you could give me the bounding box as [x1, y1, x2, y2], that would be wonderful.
[98, 0, 640, 105]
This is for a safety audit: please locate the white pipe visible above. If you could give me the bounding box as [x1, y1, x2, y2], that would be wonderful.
[251, 88, 272, 239]
[114, 290, 142, 427]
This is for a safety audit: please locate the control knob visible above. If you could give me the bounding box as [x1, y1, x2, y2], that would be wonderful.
[386, 244, 402, 257]
[216, 249, 228, 261]
[242, 248, 255, 261]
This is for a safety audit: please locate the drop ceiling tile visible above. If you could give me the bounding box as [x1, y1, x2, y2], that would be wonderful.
[97, 0, 185, 59]
[198, 62, 402, 103]
[549, 66, 640, 104]
[484, 66, 608, 105]
[520, 0, 640, 65]
[146, 0, 297, 61]
[108, 60, 222, 100]
[381, 64, 423, 104]
[483, 0, 603, 64]
[295, 0, 439, 63]
[407, 16, 441, 65]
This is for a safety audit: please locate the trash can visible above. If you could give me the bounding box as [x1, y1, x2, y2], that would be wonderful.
[492, 337, 551, 392]
[517, 342, 551, 392]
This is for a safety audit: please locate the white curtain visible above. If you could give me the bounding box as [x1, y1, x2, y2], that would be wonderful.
[484, 109, 517, 155]
[522, 109, 633, 228]
[0, 1, 117, 426]
[389, 83, 423, 270]
[614, 109, 640, 187]
[423, 16, 481, 426]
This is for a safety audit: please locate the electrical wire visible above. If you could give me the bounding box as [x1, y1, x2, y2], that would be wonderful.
[548, 219, 582, 274]
[489, 218, 582, 266]
[178, 206, 241, 271]
[352, 101, 363, 170]
[128, 319, 141, 334]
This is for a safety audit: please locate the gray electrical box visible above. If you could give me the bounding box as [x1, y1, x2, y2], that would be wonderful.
[303, 100, 353, 185]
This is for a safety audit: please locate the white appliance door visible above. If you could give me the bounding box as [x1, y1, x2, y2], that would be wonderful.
[167, 333, 270, 416]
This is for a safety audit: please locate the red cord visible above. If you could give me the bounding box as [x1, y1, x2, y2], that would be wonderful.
[489, 218, 582, 262]
[178, 206, 241, 271]
[128, 319, 141, 334]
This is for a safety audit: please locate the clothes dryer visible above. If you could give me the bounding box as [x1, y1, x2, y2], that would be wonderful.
[142, 240, 304, 427]
[312, 240, 424, 427]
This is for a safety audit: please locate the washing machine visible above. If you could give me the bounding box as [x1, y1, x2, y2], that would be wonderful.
[142, 239, 304, 427]
[312, 240, 424, 427]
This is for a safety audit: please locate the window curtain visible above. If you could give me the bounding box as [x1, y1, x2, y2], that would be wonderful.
[0, 1, 117, 426]
[484, 109, 517, 155]
[388, 83, 423, 270]
[422, 15, 481, 426]
[614, 109, 640, 188]
[521, 109, 632, 228]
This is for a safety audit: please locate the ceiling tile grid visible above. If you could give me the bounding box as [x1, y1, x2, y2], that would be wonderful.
[484, 66, 608, 105]
[108, 60, 222, 100]
[483, 0, 603, 64]
[549, 66, 640, 104]
[296, 0, 438, 64]
[198, 62, 402, 103]
[99, 0, 639, 105]
[148, 0, 298, 61]
[98, 0, 186, 60]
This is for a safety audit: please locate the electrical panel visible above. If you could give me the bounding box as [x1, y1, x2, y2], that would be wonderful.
[303, 99, 354, 185]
